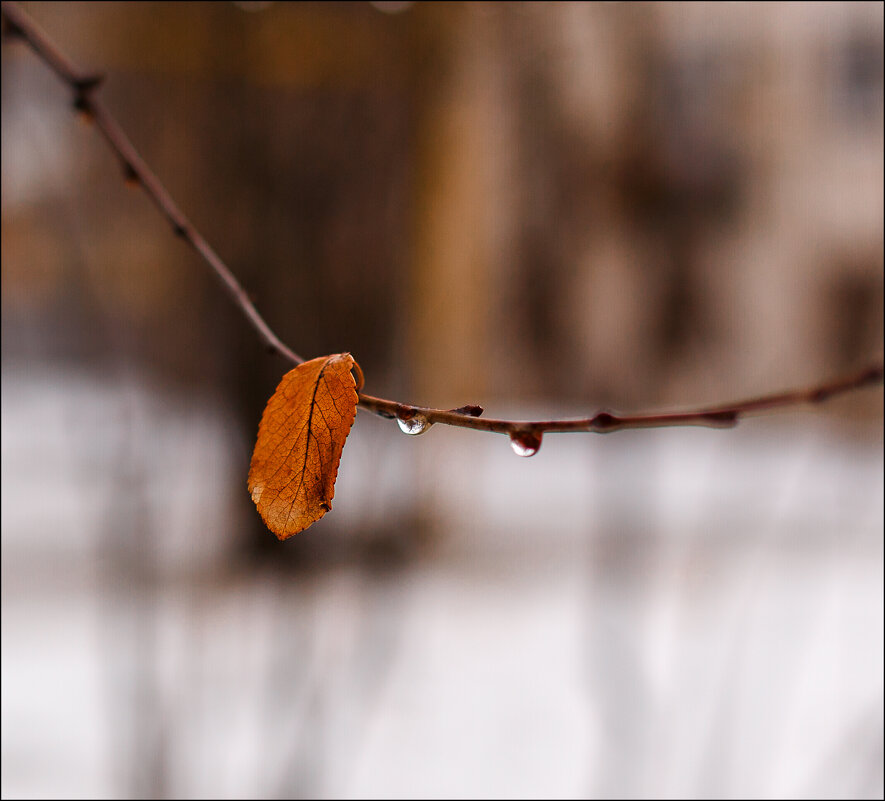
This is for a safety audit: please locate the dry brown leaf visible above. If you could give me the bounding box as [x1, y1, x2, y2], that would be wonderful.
[248, 353, 359, 540]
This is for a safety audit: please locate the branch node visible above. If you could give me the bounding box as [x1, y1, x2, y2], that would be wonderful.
[72, 93, 93, 119]
[73, 73, 104, 93]
[72, 77, 102, 120]
[590, 411, 619, 431]
[706, 410, 739, 426]
[865, 365, 885, 383]
[450, 404, 484, 417]
[122, 161, 140, 186]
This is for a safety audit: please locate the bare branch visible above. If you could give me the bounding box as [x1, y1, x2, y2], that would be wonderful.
[358, 363, 884, 436]
[2, 1, 881, 442]
[0, 0, 303, 365]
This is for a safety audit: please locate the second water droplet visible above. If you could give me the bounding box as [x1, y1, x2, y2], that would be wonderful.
[397, 413, 432, 435]
[509, 430, 542, 457]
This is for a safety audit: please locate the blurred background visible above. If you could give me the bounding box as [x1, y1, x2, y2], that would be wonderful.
[2, 2, 883, 798]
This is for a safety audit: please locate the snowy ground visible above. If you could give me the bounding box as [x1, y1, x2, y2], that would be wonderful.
[2, 367, 883, 799]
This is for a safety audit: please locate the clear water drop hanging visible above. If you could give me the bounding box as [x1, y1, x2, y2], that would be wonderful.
[509, 430, 542, 457]
[397, 413, 432, 435]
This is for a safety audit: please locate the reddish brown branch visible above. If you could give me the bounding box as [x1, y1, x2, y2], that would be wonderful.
[358, 363, 884, 437]
[2, 1, 882, 442]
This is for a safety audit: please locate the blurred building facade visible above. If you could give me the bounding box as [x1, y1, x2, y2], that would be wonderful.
[403, 1, 883, 408]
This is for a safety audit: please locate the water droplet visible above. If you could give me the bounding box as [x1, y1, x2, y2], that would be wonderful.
[397, 412, 432, 435]
[509, 430, 542, 457]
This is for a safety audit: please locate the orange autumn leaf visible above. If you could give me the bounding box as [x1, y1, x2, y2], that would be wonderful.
[248, 353, 359, 540]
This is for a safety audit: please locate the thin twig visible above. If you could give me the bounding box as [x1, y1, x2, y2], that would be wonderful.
[358, 362, 884, 435]
[2, 1, 882, 441]
[0, 1, 303, 365]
